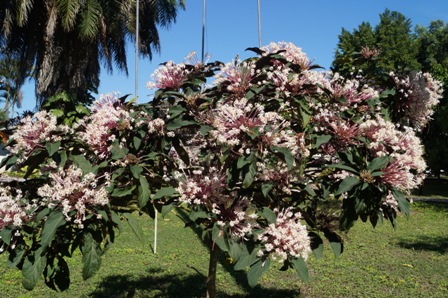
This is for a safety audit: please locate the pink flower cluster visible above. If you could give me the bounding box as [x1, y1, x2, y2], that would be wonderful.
[359, 115, 426, 191]
[214, 60, 256, 96]
[257, 208, 311, 262]
[176, 167, 257, 238]
[37, 165, 109, 228]
[390, 71, 443, 129]
[146, 61, 191, 90]
[8, 110, 70, 160]
[76, 92, 133, 159]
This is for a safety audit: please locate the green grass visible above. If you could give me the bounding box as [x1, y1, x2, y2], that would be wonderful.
[1, 178, 448, 297]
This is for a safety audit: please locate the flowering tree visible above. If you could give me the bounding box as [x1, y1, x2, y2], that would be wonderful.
[0, 42, 442, 297]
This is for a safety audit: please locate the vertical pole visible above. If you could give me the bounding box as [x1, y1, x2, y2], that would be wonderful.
[202, 0, 206, 63]
[154, 207, 158, 254]
[257, 0, 262, 48]
[135, 0, 139, 101]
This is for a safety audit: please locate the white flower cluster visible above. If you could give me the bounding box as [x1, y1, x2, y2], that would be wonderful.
[146, 61, 191, 90]
[9, 110, 70, 159]
[214, 60, 256, 96]
[261, 42, 310, 70]
[257, 208, 311, 262]
[359, 115, 426, 191]
[0, 187, 30, 229]
[76, 93, 133, 159]
[390, 71, 443, 129]
[37, 165, 109, 228]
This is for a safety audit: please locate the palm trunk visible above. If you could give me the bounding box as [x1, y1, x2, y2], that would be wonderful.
[206, 242, 219, 298]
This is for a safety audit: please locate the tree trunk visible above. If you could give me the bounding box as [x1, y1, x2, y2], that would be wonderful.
[206, 242, 219, 298]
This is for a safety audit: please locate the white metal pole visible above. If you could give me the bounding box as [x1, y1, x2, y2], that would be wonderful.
[257, 0, 262, 48]
[135, 0, 139, 101]
[201, 0, 206, 63]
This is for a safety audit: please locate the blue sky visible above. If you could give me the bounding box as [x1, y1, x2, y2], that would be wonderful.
[17, 0, 448, 113]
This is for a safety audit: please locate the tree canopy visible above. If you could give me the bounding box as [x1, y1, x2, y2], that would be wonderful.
[0, 0, 185, 106]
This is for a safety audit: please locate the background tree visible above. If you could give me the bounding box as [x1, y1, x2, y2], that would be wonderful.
[415, 21, 448, 177]
[332, 10, 447, 176]
[0, 0, 185, 107]
[332, 9, 420, 76]
[0, 51, 25, 121]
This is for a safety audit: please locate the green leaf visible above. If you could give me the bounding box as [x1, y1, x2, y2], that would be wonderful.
[138, 176, 150, 208]
[229, 242, 243, 261]
[161, 204, 175, 218]
[271, 146, 294, 170]
[212, 224, 229, 252]
[329, 163, 358, 173]
[261, 183, 273, 198]
[70, 154, 93, 174]
[261, 207, 277, 224]
[22, 247, 47, 290]
[130, 165, 143, 179]
[242, 161, 257, 188]
[45, 256, 70, 292]
[123, 213, 145, 245]
[168, 104, 186, 119]
[7, 245, 26, 268]
[81, 232, 102, 280]
[166, 118, 196, 130]
[247, 258, 271, 287]
[316, 135, 332, 148]
[133, 136, 142, 150]
[335, 176, 360, 195]
[50, 109, 64, 118]
[324, 229, 344, 258]
[393, 189, 410, 218]
[189, 209, 209, 222]
[153, 186, 177, 200]
[41, 211, 66, 250]
[290, 257, 309, 282]
[237, 155, 251, 169]
[110, 144, 128, 160]
[367, 156, 390, 171]
[309, 232, 323, 259]
[0, 227, 12, 246]
[45, 141, 60, 157]
[111, 185, 136, 197]
[234, 245, 259, 271]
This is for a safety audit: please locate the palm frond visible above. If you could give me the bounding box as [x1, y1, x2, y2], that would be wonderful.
[55, 0, 82, 31]
[79, 0, 102, 39]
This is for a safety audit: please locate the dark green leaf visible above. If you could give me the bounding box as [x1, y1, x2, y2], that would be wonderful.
[133, 136, 142, 150]
[290, 257, 309, 282]
[111, 185, 136, 197]
[123, 213, 145, 245]
[335, 176, 360, 195]
[242, 161, 257, 188]
[45, 141, 60, 157]
[130, 165, 143, 179]
[324, 229, 344, 258]
[316, 135, 332, 148]
[393, 189, 410, 218]
[138, 176, 150, 208]
[166, 118, 196, 130]
[22, 247, 47, 290]
[153, 186, 176, 200]
[70, 154, 93, 174]
[0, 228, 12, 245]
[329, 163, 358, 173]
[41, 211, 65, 250]
[271, 146, 294, 170]
[81, 232, 102, 280]
[367, 156, 390, 171]
[247, 258, 271, 287]
[7, 245, 25, 268]
[110, 144, 128, 160]
[229, 242, 243, 261]
[234, 245, 258, 271]
[261, 183, 273, 198]
[309, 232, 323, 259]
[261, 207, 277, 224]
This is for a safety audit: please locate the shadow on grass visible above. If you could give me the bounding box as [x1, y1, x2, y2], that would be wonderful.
[88, 266, 300, 298]
[88, 268, 206, 298]
[396, 235, 448, 254]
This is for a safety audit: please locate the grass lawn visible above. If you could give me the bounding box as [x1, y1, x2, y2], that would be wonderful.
[1, 189, 447, 297]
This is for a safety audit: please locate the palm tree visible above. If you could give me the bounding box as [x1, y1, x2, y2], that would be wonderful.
[0, 52, 24, 120]
[0, 0, 185, 106]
